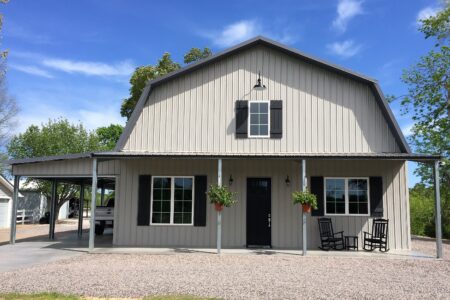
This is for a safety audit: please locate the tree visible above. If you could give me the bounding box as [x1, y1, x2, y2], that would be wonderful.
[7, 119, 107, 219]
[96, 124, 123, 150]
[184, 47, 212, 64]
[401, 3, 450, 238]
[120, 47, 212, 119]
[0, 0, 18, 174]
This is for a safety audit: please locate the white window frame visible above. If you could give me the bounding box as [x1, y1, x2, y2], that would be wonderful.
[324, 177, 370, 217]
[150, 176, 195, 226]
[248, 100, 270, 138]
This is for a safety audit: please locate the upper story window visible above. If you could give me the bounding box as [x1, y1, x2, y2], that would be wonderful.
[325, 178, 369, 216]
[249, 101, 270, 137]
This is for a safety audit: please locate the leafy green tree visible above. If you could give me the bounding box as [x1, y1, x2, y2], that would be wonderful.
[0, 0, 18, 174]
[401, 3, 450, 238]
[120, 48, 212, 119]
[96, 124, 123, 150]
[184, 47, 212, 64]
[7, 119, 107, 218]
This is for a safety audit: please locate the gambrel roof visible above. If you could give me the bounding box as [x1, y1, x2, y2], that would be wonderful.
[115, 36, 410, 153]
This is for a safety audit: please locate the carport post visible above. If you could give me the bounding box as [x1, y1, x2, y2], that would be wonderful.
[9, 175, 20, 244]
[434, 160, 443, 259]
[49, 178, 57, 240]
[302, 159, 307, 256]
[217, 158, 222, 255]
[78, 180, 85, 237]
[89, 158, 98, 251]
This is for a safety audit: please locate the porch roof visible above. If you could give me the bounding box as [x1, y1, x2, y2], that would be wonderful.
[7, 151, 441, 167]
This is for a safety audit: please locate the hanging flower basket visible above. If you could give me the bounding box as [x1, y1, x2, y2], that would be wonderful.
[302, 203, 312, 213]
[207, 184, 237, 211]
[292, 190, 317, 214]
[214, 203, 224, 212]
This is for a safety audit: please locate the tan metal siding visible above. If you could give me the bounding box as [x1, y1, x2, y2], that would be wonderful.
[12, 159, 121, 176]
[123, 45, 401, 154]
[114, 158, 410, 250]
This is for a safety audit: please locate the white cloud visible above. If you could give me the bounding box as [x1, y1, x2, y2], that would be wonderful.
[201, 19, 297, 47]
[9, 64, 54, 79]
[332, 0, 364, 33]
[42, 58, 135, 77]
[327, 40, 362, 58]
[207, 20, 259, 47]
[416, 6, 439, 24]
[402, 123, 414, 137]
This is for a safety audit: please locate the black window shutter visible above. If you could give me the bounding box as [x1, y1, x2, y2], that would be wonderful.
[235, 100, 248, 138]
[137, 175, 152, 226]
[310, 176, 324, 216]
[194, 175, 208, 226]
[270, 100, 283, 138]
[370, 177, 383, 217]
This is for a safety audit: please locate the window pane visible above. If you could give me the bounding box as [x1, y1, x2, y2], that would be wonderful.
[183, 213, 192, 224]
[161, 213, 170, 223]
[250, 114, 259, 124]
[152, 213, 161, 223]
[183, 201, 192, 213]
[325, 179, 346, 215]
[175, 178, 184, 189]
[260, 114, 268, 124]
[359, 203, 368, 214]
[348, 179, 368, 215]
[162, 189, 171, 200]
[153, 190, 162, 201]
[161, 201, 170, 212]
[250, 103, 258, 113]
[250, 125, 259, 136]
[152, 200, 161, 212]
[154, 178, 162, 189]
[173, 213, 182, 224]
[259, 102, 268, 113]
[174, 200, 182, 213]
[259, 125, 268, 136]
[174, 189, 183, 200]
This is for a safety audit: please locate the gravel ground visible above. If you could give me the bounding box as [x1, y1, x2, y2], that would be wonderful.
[0, 238, 449, 299]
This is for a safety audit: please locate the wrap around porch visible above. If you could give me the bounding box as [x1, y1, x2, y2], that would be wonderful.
[7, 152, 443, 258]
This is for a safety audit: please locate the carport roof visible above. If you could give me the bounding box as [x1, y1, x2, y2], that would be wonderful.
[7, 151, 441, 165]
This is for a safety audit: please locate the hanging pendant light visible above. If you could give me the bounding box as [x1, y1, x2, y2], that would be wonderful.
[253, 71, 266, 90]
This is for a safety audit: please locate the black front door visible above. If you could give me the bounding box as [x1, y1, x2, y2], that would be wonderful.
[247, 178, 271, 247]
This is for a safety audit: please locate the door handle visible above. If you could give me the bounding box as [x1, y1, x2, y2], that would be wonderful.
[268, 213, 271, 228]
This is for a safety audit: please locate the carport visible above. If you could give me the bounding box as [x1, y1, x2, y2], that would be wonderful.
[8, 153, 120, 250]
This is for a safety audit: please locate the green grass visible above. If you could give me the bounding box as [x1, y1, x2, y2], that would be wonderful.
[0, 293, 217, 300]
[0, 293, 79, 300]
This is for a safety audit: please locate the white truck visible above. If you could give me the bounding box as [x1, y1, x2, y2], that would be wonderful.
[94, 198, 114, 235]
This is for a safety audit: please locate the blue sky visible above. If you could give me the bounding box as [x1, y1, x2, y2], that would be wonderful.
[2, 0, 445, 185]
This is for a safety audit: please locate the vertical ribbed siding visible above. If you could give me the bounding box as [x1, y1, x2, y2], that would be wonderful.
[124, 46, 399, 153]
[12, 159, 121, 176]
[122, 45, 401, 154]
[114, 158, 410, 250]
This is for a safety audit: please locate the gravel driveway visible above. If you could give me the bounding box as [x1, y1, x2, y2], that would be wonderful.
[0, 239, 449, 299]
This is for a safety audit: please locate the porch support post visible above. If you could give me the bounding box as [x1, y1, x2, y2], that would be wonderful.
[9, 175, 20, 244]
[49, 178, 57, 240]
[89, 158, 98, 251]
[302, 159, 307, 256]
[78, 180, 85, 238]
[433, 160, 443, 259]
[217, 158, 222, 255]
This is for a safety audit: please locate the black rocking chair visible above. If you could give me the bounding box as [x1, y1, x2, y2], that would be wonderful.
[363, 219, 389, 252]
[318, 218, 345, 250]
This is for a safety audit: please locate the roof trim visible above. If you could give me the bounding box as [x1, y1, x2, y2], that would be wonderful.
[7, 153, 93, 165]
[6, 151, 440, 167]
[0, 174, 15, 193]
[95, 151, 439, 162]
[113, 36, 406, 153]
